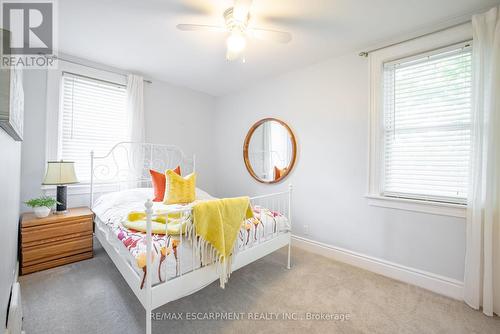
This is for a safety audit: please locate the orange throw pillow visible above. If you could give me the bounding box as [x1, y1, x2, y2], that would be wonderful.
[150, 166, 181, 202]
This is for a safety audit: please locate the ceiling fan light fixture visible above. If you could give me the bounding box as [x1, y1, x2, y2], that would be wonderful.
[176, 1, 292, 61]
[224, 7, 249, 31]
[226, 30, 246, 55]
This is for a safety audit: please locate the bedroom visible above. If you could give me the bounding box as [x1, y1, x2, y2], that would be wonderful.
[1, 0, 500, 333]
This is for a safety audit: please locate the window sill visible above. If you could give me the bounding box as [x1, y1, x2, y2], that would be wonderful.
[365, 194, 466, 218]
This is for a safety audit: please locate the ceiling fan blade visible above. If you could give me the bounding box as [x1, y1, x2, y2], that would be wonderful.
[176, 24, 226, 33]
[233, 0, 253, 22]
[248, 28, 292, 44]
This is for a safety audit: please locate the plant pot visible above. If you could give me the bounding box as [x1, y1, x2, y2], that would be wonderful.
[34, 206, 51, 218]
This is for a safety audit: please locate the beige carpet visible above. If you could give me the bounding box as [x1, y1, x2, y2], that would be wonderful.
[20, 238, 500, 334]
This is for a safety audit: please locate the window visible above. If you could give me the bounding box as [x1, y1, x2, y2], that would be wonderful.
[59, 72, 128, 181]
[381, 43, 472, 204]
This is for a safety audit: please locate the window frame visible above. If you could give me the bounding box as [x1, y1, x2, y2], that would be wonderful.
[366, 24, 472, 218]
[44, 57, 127, 194]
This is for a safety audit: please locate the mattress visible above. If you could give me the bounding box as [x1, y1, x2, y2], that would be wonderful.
[93, 188, 289, 287]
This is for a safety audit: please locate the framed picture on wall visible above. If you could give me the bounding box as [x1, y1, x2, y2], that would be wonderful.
[0, 29, 24, 141]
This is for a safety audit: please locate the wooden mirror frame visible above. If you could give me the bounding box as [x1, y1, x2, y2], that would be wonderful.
[243, 118, 297, 184]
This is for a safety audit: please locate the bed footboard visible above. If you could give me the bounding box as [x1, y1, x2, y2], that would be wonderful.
[143, 185, 293, 334]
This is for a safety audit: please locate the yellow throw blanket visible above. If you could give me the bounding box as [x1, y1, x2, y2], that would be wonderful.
[123, 220, 187, 235]
[192, 197, 254, 288]
[127, 211, 182, 223]
[124, 211, 186, 235]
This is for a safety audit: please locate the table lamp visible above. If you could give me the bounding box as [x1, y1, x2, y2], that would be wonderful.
[42, 161, 79, 214]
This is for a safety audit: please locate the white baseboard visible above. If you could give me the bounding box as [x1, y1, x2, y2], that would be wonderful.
[291, 235, 464, 301]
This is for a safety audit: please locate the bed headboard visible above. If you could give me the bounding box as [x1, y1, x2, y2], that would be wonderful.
[90, 142, 195, 207]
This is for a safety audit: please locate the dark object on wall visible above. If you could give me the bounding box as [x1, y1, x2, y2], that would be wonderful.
[0, 29, 24, 141]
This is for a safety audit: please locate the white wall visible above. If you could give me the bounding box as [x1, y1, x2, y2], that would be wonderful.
[214, 53, 466, 281]
[20, 70, 48, 212]
[21, 67, 216, 211]
[144, 80, 216, 193]
[0, 129, 21, 326]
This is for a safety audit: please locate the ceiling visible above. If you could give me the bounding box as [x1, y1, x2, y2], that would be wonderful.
[59, 0, 500, 96]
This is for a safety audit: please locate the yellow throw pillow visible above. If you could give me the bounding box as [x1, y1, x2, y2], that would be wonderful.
[164, 170, 196, 204]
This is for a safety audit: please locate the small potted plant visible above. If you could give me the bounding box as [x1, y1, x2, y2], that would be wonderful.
[25, 196, 59, 218]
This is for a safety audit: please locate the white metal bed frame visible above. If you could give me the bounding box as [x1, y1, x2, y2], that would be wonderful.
[89, 142, 292, 334]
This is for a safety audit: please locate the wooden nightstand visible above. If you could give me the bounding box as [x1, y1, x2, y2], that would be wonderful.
[20, 207, 94, 275]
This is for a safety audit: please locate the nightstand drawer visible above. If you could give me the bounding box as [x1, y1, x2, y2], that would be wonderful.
[22, 235, 93, 266]
[21, 217, 93, 246]
[21, 252, 94, 275]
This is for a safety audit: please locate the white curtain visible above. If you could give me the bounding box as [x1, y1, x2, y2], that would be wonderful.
[464, 6, 500, 316]
[126, 74, 145, 186]
[126, 74, 145, 142]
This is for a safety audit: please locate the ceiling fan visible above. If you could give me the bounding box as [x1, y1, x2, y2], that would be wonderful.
[176, 0, 292, 61]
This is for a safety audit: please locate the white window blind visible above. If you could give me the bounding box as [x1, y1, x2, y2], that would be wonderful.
[382, 43, 472, 204]
[60, 72, 128, 182]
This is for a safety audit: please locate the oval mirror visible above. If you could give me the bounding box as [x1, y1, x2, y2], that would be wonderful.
[243, 118, 297, 183]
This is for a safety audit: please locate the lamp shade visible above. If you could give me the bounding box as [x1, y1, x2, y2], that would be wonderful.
[42, 161, 79, 185]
